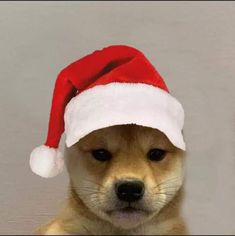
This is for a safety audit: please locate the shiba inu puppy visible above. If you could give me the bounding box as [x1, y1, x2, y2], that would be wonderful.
[30, 44, 187, 235]
[35, 124, 187, 235]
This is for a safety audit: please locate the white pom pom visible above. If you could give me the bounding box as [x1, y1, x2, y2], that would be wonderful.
[30, 145, 64, 178]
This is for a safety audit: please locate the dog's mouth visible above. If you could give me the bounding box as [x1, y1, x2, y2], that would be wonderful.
[106, 206, 149, 219]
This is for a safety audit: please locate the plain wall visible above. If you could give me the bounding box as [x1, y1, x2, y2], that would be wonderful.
[0, 1, 235, 234]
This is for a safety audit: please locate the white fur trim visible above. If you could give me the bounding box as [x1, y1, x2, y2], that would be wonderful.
[30, 145, 64, 178]
[64, 83, 186, 150]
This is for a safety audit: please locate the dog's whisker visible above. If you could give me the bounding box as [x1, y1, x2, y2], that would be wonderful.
[87, 197, 106, 210]
[74, 187, 103, 193]
[154, 193, 177, 198]
[75, 186, 105, 193]
[158, 187, 181, 192]
[73, 184, 106, 192]
[154, 177, 181, 189]
[82, 178, 105, 188]
[154, 190, 177, 194]
[157, 176, 181, 183]
[75, 188, 106, 199]
[78, 192, 106, 200]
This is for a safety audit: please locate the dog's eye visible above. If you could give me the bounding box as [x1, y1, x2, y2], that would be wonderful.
[91, 149, 112, 162]
[147, 149, 166, 162]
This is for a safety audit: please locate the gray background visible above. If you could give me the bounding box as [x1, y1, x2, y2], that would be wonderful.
[0, 1, 235, 234]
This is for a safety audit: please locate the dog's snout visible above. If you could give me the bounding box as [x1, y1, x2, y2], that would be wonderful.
[115, 180, 145, 202]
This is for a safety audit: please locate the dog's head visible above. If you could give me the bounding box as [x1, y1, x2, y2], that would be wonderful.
[65, 124, 185, 229]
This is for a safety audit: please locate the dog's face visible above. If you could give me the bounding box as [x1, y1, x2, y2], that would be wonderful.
[66, 125, 185, 229]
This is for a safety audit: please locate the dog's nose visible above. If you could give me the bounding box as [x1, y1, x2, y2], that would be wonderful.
[115, 180, 145, 202]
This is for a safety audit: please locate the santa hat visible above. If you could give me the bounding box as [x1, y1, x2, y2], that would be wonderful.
[30, 45, 185, 178]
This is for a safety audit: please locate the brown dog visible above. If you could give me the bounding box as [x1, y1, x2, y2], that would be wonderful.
[35, 124, 187, 235]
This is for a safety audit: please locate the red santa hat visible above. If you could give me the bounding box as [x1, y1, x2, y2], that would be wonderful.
[30, 45, 185, 178]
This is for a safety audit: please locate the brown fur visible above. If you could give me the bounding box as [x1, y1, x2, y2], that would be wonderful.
[35, 125, 188, 235]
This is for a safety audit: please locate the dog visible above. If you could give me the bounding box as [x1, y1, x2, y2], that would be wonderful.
[35, 124, 188, 235]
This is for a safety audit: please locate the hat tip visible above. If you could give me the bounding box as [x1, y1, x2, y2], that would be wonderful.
[29, 145, 64, 178]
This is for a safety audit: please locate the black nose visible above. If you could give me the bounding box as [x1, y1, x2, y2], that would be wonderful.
[115, 180, 145, 202]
